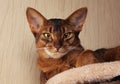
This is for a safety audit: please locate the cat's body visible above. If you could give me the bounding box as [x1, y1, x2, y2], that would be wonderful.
[38, 46, 120, 84]
[26, 7, 120, 84]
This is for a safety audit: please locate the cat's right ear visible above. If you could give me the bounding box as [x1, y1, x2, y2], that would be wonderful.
[26, 7, 47, 37]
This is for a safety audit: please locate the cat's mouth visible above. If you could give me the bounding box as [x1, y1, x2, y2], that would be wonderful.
[44, 48, 68, 59]
[36, 47, 68, 59]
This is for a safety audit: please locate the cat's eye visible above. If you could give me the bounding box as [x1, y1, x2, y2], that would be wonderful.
[43, 33, 51, 38]
[63, 32, 71, 38]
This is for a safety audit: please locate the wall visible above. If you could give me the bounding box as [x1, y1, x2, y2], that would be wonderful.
[0, 0, 120, 84]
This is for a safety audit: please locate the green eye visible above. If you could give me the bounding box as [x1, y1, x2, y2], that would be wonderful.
[43, 33, 51, 38]
[64, 32, 71, 38]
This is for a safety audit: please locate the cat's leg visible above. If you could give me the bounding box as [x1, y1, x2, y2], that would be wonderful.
[40, 71, 47, 84]
[101, 46, 120, 61]
[94, 46, 120, 62]
[75, 50, 100, 67]
[75, 46, 120, 67]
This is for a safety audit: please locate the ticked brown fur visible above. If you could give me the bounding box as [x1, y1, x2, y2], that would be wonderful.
[26, 7, 120, 84]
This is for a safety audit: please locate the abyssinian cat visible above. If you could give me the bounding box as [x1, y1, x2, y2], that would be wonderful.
[26, 7, 120, 84]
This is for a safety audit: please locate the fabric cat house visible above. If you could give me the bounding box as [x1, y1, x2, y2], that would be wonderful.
[46, 61, 120, 84]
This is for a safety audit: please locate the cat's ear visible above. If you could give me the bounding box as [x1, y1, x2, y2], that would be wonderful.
[66, 7, 87, 31]
[26, 7, 47, 37]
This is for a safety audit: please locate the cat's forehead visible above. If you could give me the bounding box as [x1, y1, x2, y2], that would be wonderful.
[48, 19, 64, 25]
[47, 19, 71, 32]
[48, 19, 62, 32]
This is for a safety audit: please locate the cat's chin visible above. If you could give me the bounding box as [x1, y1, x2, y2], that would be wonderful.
[44, 49, 67, 59]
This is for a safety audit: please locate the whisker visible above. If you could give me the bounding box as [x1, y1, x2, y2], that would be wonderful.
[68, 46, 82, 51]
[36, 47, 45, 51]
[74, 48, 82, 50]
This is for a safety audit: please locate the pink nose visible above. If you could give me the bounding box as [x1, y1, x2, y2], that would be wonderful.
[54, 43, 61, 51]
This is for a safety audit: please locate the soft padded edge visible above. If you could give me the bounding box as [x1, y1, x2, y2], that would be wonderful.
[46, 61, 120, 84]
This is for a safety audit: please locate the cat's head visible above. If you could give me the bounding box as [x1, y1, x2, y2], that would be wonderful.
[26, 7, 87, 59]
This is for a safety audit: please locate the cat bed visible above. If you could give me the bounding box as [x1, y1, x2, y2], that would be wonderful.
[46, 61, 120, 84]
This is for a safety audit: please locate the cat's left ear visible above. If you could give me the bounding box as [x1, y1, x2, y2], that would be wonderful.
[66, 7, 87, 31]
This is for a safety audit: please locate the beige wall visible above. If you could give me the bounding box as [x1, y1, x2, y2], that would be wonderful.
[0, 0, 120, 84]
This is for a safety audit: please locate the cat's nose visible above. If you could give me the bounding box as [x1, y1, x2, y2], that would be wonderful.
[54, 43, 61, 51]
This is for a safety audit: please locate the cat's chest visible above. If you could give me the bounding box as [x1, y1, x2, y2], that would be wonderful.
[37, 50, 82, 72]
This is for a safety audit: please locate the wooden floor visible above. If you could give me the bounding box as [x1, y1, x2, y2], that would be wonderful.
[0, 0, 120, 84]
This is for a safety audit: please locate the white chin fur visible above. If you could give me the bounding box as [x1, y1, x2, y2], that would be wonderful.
[44, 49, 67, 59]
